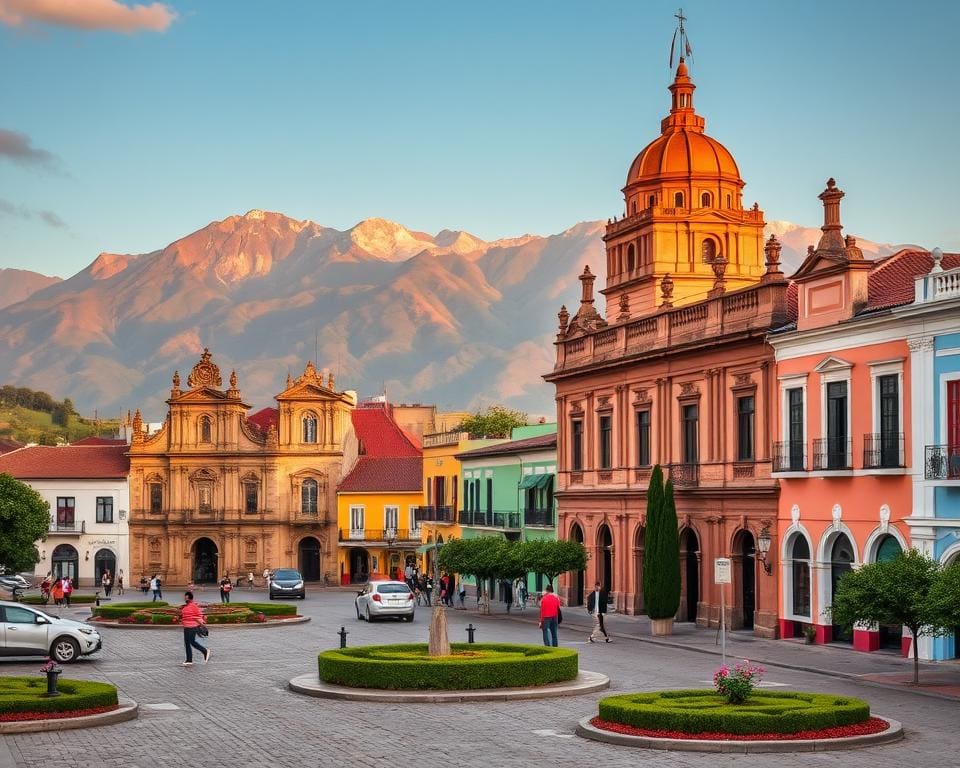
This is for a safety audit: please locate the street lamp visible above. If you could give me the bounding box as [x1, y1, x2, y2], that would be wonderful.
[756, 524, 772, 575]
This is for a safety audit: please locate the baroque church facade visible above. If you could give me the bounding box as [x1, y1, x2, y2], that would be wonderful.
[127, 350, 358, 585]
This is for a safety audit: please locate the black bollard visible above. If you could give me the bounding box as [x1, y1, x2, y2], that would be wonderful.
[465, 623, 476, 644]
[338, 626, 349, 649]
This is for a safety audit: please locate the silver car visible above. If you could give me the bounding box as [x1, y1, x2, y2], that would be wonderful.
[0, 600, 102, 663]
[355, 580, 415, 622]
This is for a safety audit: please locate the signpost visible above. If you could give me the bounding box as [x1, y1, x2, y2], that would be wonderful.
[714, 558, 732, 667]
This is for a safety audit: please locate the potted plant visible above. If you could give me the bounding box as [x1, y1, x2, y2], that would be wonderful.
[40, 658, 62, 697]
[802, 624, 817, 644]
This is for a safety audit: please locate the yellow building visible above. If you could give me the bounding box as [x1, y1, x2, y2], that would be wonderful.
[336, 402, 423, 583]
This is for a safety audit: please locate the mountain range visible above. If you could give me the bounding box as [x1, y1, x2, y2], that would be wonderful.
[0, 212, 911, 419]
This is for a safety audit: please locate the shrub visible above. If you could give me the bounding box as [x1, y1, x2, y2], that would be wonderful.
[597, 690, 870, 735]
[713, 660, 765, 704]
[91, 602, 169, 618]
[22, 594, 98, 606]
[318, 643, 578, 690]
[234, 602, 297, 616]
[0, 677, 118, 716]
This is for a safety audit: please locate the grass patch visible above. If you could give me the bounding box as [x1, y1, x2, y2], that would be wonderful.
[318, 643, 578, 690]
[597, 690, 871, 735]
[90, 602, 169, 618]
[0, 677, 118, 716]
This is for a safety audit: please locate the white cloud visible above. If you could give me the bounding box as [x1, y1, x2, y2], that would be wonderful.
[0, 0, 176, 33]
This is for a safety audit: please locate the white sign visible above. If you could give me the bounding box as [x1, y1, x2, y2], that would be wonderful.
[714, 558, 732, 584]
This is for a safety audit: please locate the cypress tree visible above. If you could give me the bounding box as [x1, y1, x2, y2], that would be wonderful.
[645, 471, 681, 621]
[642, 465, 664, 616]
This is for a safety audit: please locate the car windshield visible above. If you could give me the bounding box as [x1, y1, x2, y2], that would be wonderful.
[274, 570, 300, 580]
[376, 584, 411, 594]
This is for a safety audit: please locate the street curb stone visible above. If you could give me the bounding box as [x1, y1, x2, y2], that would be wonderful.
[0, 697, 139, 735]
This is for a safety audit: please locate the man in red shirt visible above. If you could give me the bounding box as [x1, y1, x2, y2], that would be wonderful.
[538, 583, 561, 647]
[180, 591, 210, 666]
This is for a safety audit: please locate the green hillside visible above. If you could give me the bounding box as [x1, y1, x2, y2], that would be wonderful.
[0, 385, 122, 445]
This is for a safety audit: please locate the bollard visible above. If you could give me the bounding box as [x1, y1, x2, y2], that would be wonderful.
[465, 623, 476, 644]
[338, 626, 349, 649]
[95, 591, 101, 607]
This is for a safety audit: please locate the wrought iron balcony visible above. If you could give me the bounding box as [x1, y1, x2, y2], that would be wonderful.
[925, 445, 960, 480]
[523, 508, 555, 527]
[338, 528, 421, 543]
[48, 520, 85, 535]
[668, 463, 699, 487]
[413, 505, 454, 524]
[812, 437, 851, 470]
[863, 433, 904, 469]
[458, 510, 522, 529]
[772, 441, 806, 472]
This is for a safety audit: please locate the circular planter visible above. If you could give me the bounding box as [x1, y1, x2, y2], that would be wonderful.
[90, 615, 309, 629]
[0, 677, 135, 734]
[317, 643, 578, 691]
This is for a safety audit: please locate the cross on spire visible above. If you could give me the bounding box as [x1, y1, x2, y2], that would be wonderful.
[669, 7, 693, 68]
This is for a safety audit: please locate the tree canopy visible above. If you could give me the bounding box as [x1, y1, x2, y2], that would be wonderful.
[457, 406, 528, 439]
[0, 473, 49, 573]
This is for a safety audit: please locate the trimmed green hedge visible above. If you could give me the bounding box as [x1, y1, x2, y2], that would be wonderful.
[22, 594, 98, 606]
[233, 602, 297, 616]
[91, 602, 169, 618]
[0, 677, 118, 716]
[318, 643, 578, 690]
[598, 690, 871, 735]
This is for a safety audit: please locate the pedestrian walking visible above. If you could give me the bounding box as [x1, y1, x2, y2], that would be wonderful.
[502, 579, 513, 614]
[457, 580, 466, 609]
[150, 574, 163, 602]
[538, 583, 561, 647]
[51, 578, 64, 607]
[219, 574, 232, 603]
[517, 578, 528, 611]
[101, 570, 112, 597]
[180, 591, 210, 666]
[262, 567, 271, 588]
[425, 576, 433, 606]
[439, 574, 448, 606]
[117, 569, 124, 596]
[247, 571, 254, 590]
[586, 581, 611, 643]
[140, 575, 149, 594]
[61, 576, 73, 607]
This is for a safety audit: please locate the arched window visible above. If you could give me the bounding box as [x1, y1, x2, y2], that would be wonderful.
[648, 194, 656, 208]
[791, 536, 811, 617]
[626, 243, 636, 272]
[301, 479, 318, 514]
[631, 201, 637, 215]
[700, 192, 712, 208]
[875, 534, 901, 563]
[302, 414, 318, 443]
[726, 194, 732, 209]
[200, 416, 211, 443]
[701, 239, 717, 262]
[674, 192, 684, 208]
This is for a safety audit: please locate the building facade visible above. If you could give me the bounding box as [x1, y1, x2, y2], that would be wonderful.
[127, 350, 357, 585]
[0, 444, 130, 588]
[545, 57, 787, 637]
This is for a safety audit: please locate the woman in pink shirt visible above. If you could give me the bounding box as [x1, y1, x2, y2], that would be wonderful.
[180, 591, 210, 666]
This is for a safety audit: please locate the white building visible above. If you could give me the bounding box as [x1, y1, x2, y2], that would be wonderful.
[0, 445, 130, 588]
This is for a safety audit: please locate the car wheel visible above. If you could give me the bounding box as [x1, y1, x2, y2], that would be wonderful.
[269, 593, 275, 600]
[299, 592, 305, 600]
[365, 606, 373, 623]
[51, 637, 80, 664]
[404, 613, 414, 623]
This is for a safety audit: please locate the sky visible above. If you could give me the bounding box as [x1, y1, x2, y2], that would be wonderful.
[1, 0, 958, 278]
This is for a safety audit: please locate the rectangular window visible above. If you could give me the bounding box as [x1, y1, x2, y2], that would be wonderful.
[788, 388, 804, 470]
[384, 505, 399, 534]
[737, 396, 755, 461]
[56, 497, 75, 528]
[599, 415, 612, 469]
[878, 374, 900, 467]
[636, 410, 651, 467]
[198, 484, 212, 512]
[426, 478, 432, 507]
[571, 419, 583, 471]
[349, 506, 365, 538]
[463, 478, 470, 511]
[95, 496, 113, 523]
[244, 483, 258, 514]
[949, 381, 960, 448]
[409, 505, 419, 533]
[149, 483, 162, 513]
[682, 404, 699, 464]
[452, 475, 458, 512]
[826, 381, 848, 469]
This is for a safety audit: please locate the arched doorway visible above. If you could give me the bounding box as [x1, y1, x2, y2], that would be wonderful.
[51, 544, 78, 582]
[597, 524, 613, 595]
[93, 549, 117, 586]
[874, 534, 903, 649]
[634, 525, 646, 614]
[349, 548, 369, 583]
[830, 534, 855, 642]
[192, 538, 218, 584]
[679, 528, 700, 623]
[298, 537, 321, 581]
[569, 523, 585, 606]
[789, 535, 812, 619]
[734, 531, 756, 630]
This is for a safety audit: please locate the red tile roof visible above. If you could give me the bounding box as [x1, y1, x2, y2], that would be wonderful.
[247, 407, 279, 433]
[70, 436, 127, 446]
[338, 456, 423, 493]
[457, 432, 556, 459]
[352, 404, 421, 457]
[0, 445, 129, 479]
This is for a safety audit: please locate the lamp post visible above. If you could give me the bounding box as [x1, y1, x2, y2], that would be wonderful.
[757, 524, 773, 575]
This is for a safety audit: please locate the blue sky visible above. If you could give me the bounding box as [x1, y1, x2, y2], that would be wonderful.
[1, 0, 958, 277]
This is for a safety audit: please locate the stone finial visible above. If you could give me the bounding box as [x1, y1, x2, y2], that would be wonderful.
[327, 371, 335, 390]
[267, 423, 279, 448]
[816, 177, 846, 253]
[708, 256, 728, 296]
[617, 293, 630, 321]
[763, 234, 783, 278]
[171, 371, 181, 397]
[660, 274, 674, 309]
[230, 370, 237, 389]
[931, 247, 944, 273]
[843, 234, 864, 261]
[286, 372, 293, 388]
[579, 265, 595, 308]
[557, 304, 569, 335]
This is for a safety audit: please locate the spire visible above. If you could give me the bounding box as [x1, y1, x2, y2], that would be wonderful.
[661, 60, 703, 133]
[815, 178, 846, 254]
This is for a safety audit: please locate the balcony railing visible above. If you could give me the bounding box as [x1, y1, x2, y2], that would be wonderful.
[523, 508, 555, 527]
[772, 441, 806, 472]
[863, 433, 905, 469]
[49, 520, 86, 535]
[413, 505, 454, 524]
[668, 463, 699, 487]
[458, 510, 521, 529]
[338, 528, 421, 543]
[812, 437, 851, 470]
[925, 445, 960, 480]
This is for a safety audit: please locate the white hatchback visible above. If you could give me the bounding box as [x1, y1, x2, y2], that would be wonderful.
[355, 580, 415, 622]
[0, 600, 103, 663]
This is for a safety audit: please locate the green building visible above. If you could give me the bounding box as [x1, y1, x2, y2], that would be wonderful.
[455, 425, 557, 599]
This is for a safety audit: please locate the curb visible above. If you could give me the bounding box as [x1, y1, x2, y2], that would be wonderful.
[0, 697, 139, 735]
[575, 715, 903, 753]
[288, 669, 610, 703]
[88, 615, 310, 630]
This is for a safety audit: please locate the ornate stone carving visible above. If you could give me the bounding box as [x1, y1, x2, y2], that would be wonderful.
[557, 304, 569, 335]
[660, 273, 674, 309]
[632, 389, 650, 403]
[679, 382, 700, 397]
[879, 504, 890, 534]
[187, 348, 222, 389]
[763, 234, 783, 277]
[570, 401, 584, 414]
[907, 336, 934, 352]
[171, 371, 181, 397]
[618, 293, 630, 322]
[790, 504, 800, 525]
[734, 373, 753, 387]
[327, 371, 335, 389]
[832, 503, 842, 530]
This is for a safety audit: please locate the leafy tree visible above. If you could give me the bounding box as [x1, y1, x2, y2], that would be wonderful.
[831, 550, 948, 684]
[437, 536, 510, 613]
[644, 468, 681, 624]
[520, 539, 588, 588]
[458, 406, 528, 439]
[0, 474, 50, 573]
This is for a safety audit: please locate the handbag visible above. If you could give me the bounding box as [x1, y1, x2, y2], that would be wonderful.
[196, 624, 209, 637]
[557, 607, 563, 624]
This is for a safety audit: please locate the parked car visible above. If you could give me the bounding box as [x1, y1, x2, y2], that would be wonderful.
[269, 568, 306, 600]
[0, 575, 31, 600]
[355, 580, 415, 622]
[0, 600, 102, 663]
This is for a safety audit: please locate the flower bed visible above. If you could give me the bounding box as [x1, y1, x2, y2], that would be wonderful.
[318, 643, 578, 690]
[92, 602, 297, 625]
[589, 715, 890, 741]
[0, 677, 118, 718]
[597, 690, 871, 736]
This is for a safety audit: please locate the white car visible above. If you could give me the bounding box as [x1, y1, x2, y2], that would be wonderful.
[355, 580, 415, 622]
[0, 600, 102, 663]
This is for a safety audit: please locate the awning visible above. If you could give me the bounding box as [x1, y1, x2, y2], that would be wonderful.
[521, 474, 553, 490]
[536, 474, 554, 490]
[415, 542, 442, 554]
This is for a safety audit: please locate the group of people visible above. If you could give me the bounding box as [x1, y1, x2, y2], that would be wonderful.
[537, 581, 611, 647]
[99, 568, 123, 597]
[40, 574, 74, 606]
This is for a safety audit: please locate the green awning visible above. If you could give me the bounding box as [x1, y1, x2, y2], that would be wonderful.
[519, 474, 541, 489]
[536, 474, 554, 490]
[415, 542, 442, 554]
